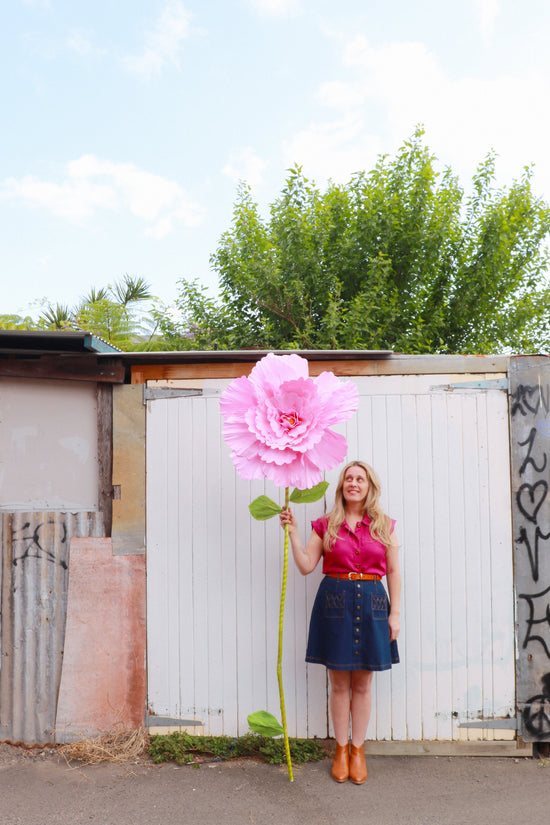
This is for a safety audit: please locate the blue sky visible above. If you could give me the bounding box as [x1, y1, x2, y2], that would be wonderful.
[3, 0, 550, 317]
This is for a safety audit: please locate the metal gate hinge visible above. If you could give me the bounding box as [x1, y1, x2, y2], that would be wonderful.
[458, 717, 518, 730]
[430, 378, 509, 393]
[143, 387, 203, 403]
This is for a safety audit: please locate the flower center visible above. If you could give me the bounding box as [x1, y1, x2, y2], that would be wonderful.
[280, 411, 300, 430]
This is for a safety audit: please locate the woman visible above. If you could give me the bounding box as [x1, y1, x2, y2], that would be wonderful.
[280, 460, 401, 784]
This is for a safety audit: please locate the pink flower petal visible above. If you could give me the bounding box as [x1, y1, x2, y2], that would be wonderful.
[264, 455, 318, 488]
[279, 453, 324, 490]
[258, 444, 298, 465]
[219, 353, 358, 488]
[231, 452, 269, 481]
[305, 428, 348, 470]
[248, 352, 309, 393]
[315, 372, 359, 425]
[220, 377, 258, 420]
[222, 421, 258, 453]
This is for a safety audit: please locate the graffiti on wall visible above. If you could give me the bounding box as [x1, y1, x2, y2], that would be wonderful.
[511, 380, 550, 740]
[0, 510, 103, 745]
[12, 519, 68, 569]
[523, 673, 550, 739]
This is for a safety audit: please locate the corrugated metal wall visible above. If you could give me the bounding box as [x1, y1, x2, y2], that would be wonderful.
[0, 511, 103, 745]
[146, 373, 515, 741]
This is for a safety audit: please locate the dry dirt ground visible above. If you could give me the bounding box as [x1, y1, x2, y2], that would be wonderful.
[1, 742, 550, 825]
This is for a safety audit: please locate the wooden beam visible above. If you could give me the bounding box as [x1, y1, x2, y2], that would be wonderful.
[96, 384, 113, 537]
[0, 356, 124, 383]
[111, 385, 145, 555]
[130, 354, 509, 383]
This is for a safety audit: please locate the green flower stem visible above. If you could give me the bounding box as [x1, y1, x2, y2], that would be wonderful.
[278, 485, 294, 782]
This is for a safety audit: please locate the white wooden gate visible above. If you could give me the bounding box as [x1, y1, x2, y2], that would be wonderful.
[146, 373, 515, 741]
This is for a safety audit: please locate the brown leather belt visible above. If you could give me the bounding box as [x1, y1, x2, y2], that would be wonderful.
[325, 572, 381, 581]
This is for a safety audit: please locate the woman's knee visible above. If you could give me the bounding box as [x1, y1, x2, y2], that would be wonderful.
[329, 670, 352, 694]
[351, 670, 373, 696]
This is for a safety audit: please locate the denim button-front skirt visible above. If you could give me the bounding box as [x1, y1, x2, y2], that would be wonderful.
[306, 576, 399, 671]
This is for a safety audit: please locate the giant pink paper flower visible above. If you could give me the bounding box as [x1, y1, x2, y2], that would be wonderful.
[220, 353, 359, 489]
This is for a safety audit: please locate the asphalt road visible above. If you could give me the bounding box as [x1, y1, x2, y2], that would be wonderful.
[2, 748, 550, 825]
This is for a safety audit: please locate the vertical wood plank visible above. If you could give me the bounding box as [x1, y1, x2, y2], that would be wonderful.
[370, 394, 391, 740]
[234, 473, 253, 736]
[431, 394, 453, 740]
[385, 395, 407, 740]
[462, 393, 484, 731]
[96, 383, 112, 536]
[486, 391, 515, 718]
[400, 393, 423, 740]
[448, 396, 468, 738]
[416, 394, 437, 740]
[205, 399, 224, 734]
[220, 417, 239, 735]
[171, 397, 192, 718]
[146, 400, 173, 716]
[475, 394, 492, 722]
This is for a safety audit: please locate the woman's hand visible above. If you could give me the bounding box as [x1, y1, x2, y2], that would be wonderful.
[281, 512, 324, 576]
[388, 611, 400, 642]
[279, 508, 297, 533]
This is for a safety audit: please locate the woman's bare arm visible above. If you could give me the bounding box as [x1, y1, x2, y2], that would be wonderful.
[385, 534, 401, 642]
[279, 508, 324, 576]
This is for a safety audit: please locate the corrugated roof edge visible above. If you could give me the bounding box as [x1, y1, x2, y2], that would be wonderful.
[0, 329, 121, 354]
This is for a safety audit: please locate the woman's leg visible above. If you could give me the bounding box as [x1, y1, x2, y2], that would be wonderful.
[350, 669, 374, 746]
[348, 670, 373, 784]
[328, 670, 352, 782]
[328, 669, 352, 744]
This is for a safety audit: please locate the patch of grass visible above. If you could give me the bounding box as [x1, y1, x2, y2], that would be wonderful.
[148, 731, 328, 766]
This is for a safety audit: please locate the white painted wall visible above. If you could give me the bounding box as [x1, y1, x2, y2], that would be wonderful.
[146, 373, 515, 740]
[0, 379, 99, 511]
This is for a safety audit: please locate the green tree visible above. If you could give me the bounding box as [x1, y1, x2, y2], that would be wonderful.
[70, 275, 156, 349]
[0, 275, 160, 351]
[0, 313, 40, 330]
[174, 129, 550, 353]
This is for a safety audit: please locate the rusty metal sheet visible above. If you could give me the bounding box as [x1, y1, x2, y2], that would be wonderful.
[0, 511, 103, 745]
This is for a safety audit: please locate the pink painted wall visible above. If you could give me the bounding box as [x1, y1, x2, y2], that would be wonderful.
[56, 538, 146, 739]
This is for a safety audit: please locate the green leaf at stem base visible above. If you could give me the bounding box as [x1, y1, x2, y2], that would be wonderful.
[247, 711, 284, 738]
[249, 495, 283, 520]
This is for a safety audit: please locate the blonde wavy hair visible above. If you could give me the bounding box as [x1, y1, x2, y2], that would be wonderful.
[323, 460, 392, 551]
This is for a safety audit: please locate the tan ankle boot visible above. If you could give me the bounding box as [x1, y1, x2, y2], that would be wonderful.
[349, 744, 367, 784]
[331, 742, 349, 782]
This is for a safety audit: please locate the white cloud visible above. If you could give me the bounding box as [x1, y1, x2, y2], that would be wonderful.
[316, 80, 367, 110]
[122, 0, 192, 80]
[2, 175, 115, 222]
[342, 36, 445, 109]
[67, 30, 97, 57]
[283, 115, 383, 184]
[285, 32, 550, 195]
[222, 148, 267, 189]
[2, 155, 205, 237]
[246, 0, 301, 17]
[473, 0, 500, 42]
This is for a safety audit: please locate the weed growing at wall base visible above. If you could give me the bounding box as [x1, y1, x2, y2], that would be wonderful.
[148, 731, 328, 766]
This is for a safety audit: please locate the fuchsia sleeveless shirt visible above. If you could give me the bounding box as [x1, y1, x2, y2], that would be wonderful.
[311, 514, 395, 577]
